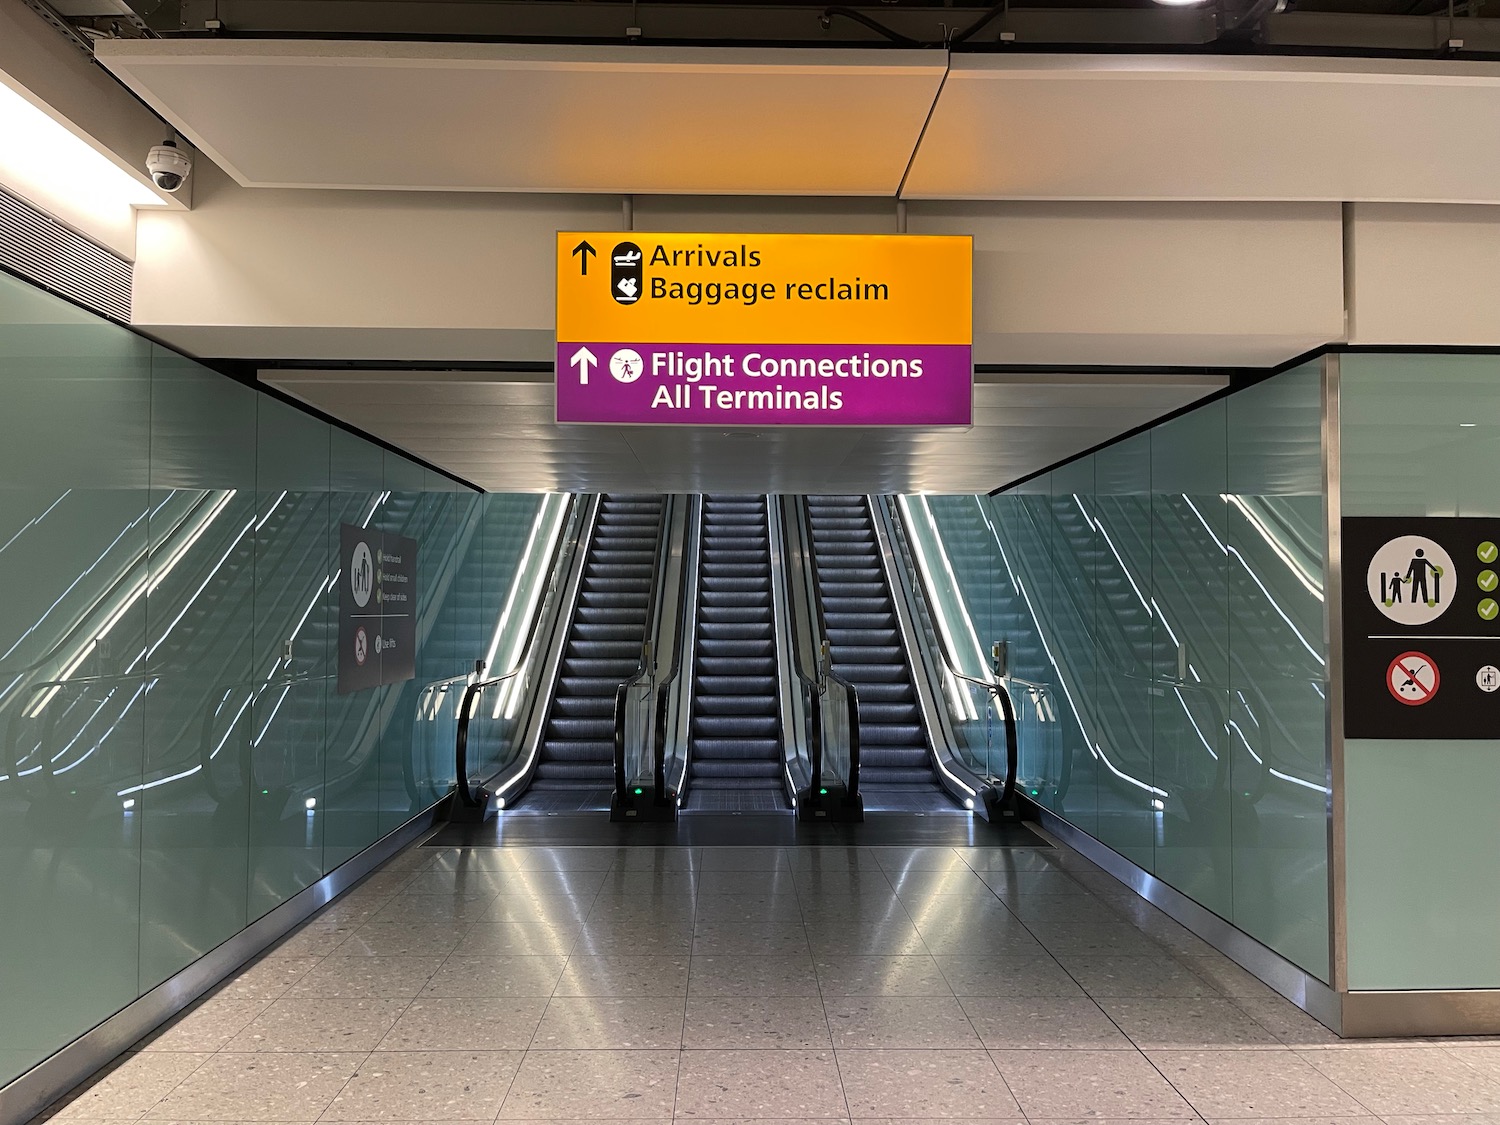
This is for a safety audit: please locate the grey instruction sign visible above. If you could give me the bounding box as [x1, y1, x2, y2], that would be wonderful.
[337, 523, 418, 694]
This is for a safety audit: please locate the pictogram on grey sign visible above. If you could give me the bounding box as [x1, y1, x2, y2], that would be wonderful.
[338, 523, 419, 695]
[1344, 517, 1500, 739]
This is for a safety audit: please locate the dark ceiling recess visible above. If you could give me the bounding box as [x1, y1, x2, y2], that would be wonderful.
[75, 0, 1500, 58]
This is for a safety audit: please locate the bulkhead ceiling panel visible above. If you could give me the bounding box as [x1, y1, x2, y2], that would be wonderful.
[93, 42, 946, 196]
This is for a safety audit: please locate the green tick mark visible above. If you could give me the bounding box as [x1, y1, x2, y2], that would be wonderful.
[1480, 542, 1498, 564]
[1481, 571, 1499, 592]
[1481, 599, 1499, 621]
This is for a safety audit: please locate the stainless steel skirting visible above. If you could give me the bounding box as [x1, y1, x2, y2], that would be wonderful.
[1342, 989, 1500, 1038]
[0, 804, 444, 1125]
[1027, 800, 1345, 1034]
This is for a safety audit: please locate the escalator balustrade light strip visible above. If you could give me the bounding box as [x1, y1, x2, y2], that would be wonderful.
[1221, 493, 1324, 601]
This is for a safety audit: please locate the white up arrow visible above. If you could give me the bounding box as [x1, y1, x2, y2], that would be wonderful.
[569, 346, 598, 385]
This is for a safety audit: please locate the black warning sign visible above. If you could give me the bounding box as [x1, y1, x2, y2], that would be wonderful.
[337, 523, 418, 695]
[1344, 517, 1500, 739]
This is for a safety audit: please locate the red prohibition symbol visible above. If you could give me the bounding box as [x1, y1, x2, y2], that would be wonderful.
[1387, 650, 1439, 706]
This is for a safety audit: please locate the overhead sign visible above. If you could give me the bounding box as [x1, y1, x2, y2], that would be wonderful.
[555, 232, 972, 426]
[338, 523, 418, 695]
[1343, 517, 1500, 738]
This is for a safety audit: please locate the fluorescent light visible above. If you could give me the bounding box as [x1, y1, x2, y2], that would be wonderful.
[1461, 423, 1478, 428]
[304, 797, 317, 810]
[0, 78, 164, 248]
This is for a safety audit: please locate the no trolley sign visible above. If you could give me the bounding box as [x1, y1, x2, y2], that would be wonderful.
[555, 232, 972, 427]
[1343, 517, 1500, 739]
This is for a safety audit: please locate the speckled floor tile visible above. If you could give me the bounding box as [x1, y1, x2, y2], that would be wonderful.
[49, 1052, 210, 1121]
[555, 954, 690, 996]
[960, 996, 1132, 1049]
[934, 954, 1085, 997]
[688, 954, 821, 996]
[1149, 1049, 1368, 1117]
[693, 922, 811, 956]
[1056, 955, 1219, 998]
[135, 1000, 272, 1052]
[223, 998, 407, 1053]
[683, 996, 830, 1049]
[366, 894, 497, 926]
[1229, 999, 1341, 1048]
[376, 996, 549, 1050]
[1301, 1048, 1500, 1114]
[696, 847, 791, 871]
[481, 893, 593, 924]
[420, 954, 567, 998]
[824, 997, 981, 1049]
[1026, 922, 1175, 959]
[141, 1052, 364, 1121]
[803, 921, 927, 956]
[992, 1049, 1195, 1118]
[696, 868, 800, 896]
[693, 894, 805, 924]
[531, 995, 686, 1049]
[836, 1048, 1020, 1118]
[335, 922, 466, 958]
[813, 955, 953, 997]
[450, 922, 580, 958]
[321, 1050, 522, 1121]
[214, 956, 325, 1001]
[498, 1049, 680, 1118]
[287, 956, 446, 999]
[676, 1049, 846, 1118]
[1099, 998, 1284, 1050]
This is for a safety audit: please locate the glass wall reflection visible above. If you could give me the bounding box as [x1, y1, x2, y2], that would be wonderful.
[0, 271, 544, 1086]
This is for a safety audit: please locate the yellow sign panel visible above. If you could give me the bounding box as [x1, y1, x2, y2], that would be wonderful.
[556, 232, 971, 346]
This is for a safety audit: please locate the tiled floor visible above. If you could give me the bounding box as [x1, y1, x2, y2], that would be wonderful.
[38, 833, 1500, 1124]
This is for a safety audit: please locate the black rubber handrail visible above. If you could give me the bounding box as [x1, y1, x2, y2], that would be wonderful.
[613, 496, 679, 803]
[788, 496, 862, 804]
[453, 497, 582, 810]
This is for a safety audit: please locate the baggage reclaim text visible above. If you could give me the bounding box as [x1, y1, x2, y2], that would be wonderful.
[648, 349, 925, 413]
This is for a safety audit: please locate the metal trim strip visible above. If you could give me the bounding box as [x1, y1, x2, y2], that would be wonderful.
[0, 806, 443, 1125]
[1342, 989, 1500, 1037]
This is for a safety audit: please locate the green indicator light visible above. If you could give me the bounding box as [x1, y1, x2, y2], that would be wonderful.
[634, 787, 643, 795]
[262, 789, 270, 795]
[1030, 789, 1040, 796]
[819, 787, 828, 795]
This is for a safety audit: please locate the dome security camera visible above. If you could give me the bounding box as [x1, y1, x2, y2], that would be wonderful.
[146, 139, 192, 192]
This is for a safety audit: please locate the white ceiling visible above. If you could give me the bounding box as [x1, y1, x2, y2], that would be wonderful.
[95, 41, 1500, 203]
[260, 369, 1226, 494]
[93, 42, 945, 196]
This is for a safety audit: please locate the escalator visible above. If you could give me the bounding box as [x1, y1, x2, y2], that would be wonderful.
[804, 496, 954, 812]
[681, 496, 787, 812]
[513, 494, 664, 812]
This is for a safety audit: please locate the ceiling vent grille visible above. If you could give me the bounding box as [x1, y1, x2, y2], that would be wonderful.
[0, 186, 132, 323]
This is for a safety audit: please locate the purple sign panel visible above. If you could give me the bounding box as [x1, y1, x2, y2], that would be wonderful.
[555, 342, 972, 426]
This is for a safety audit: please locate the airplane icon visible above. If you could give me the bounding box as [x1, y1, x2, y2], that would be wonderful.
[613, 249, 642, 266]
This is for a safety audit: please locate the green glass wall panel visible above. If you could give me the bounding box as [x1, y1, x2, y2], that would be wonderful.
[937, 364, 1331, 982]
[139, 348, 258, 990]
[1092, 434, 1155, 870]
[1047, 458, 1100, 837]
[324, 427, 385, 870]
[0, 272, 151, 1081]
[1226, 363, 1329, 982]
[1149, 402, 1232, 918]
[0, 273, 550, 1090]
[1341, 353, 1500, 989]
[249, 396, 332, 920]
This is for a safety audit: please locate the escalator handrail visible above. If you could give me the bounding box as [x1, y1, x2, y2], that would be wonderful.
[788, 497, 862, 800]
[880, 500, 1018, 810]
[452, 496, 584, 808]
[648, 496, 699, 801]
[614, 496, 680, 801]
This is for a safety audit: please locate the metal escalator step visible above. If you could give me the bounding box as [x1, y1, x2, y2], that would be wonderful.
[694, 693, 778, 716]
[699, 622, 773, 641]
[547, 717, 615, 739]
[537, 741, 613, 763]
[692, 713, 778, 736]
[856, 701, 922, 724]
[695, 675, 778, 695]
[697, 649, 774, 668]
[549, 696, 614, 718]
[700, 605, 771, 623]
[859, 724, 926, 745]
[689, 773, 783, 788]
